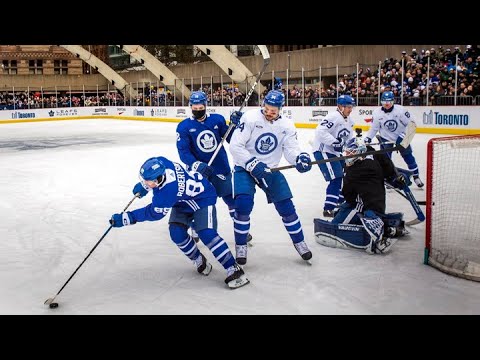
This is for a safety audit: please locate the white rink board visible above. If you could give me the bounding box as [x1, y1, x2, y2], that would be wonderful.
[1, 105, 479, 134]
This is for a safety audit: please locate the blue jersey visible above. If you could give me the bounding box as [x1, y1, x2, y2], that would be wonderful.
[176, 113, 232, 176]
[130, 157, 217, 223]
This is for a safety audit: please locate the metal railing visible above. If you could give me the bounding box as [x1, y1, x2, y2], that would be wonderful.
[0, 56, 478, 109]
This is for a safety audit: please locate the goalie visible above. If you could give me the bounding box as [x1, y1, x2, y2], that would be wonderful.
[314, 137, 410, 254]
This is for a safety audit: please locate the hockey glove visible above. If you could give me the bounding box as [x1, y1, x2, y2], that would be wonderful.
[191, 161, 215, 177]
[332, 138, 344, 152]
[364, 137, 372, 144]
[295, 152, 312, 173]
[133, 181, 150, 198]
[230, 111, 243, 127]
[387, 175, 405, 190]
[245, 157, 270, 180]
[110, 212, 136, 228]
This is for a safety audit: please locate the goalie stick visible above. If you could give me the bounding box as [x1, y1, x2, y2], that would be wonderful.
[385, 182, 426, 206]
[207, 45, 270, 167]
[271, 121, 417, 172]
[385, 182, 426, 225]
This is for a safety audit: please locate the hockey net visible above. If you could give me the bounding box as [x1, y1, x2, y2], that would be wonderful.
[425, 134, 480, 281]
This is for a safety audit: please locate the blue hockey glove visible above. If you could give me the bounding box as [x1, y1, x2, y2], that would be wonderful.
[245, 157, 270, 180]
[133, 181, 149, 198]
[295, 152, 312, 173]
[110, 212, 135, 228]
[364, 137, 372, 144]
[332, 138, 344, 152]
[230, 111, 243, 127]
[191, 161, 215, 177]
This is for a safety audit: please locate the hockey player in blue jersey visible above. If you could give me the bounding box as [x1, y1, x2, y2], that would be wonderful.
[174, 91, 251, 243]
[311, 94, 355, 217]
[110, 156, 249, 289]
[228, 90, 313, 265]
[314, 138, 409, 254]
[364, 91, 424, 188]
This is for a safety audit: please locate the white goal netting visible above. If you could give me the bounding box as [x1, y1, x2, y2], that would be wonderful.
[426, 135, 480, 281]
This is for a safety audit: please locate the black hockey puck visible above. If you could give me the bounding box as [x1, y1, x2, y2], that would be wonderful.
[49, 302, 59, 309]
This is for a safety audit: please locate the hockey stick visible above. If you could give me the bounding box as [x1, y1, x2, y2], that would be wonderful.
[402, 185, 426, 225]
[271, 122, 417, 172]
[385, 182, 425, 225]
[44, 194, 139, 308]
[207, 45, 271, 167]
[385, 182, 426, 206]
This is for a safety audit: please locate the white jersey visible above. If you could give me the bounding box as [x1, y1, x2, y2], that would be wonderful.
[229, 108, 303, 168]
[365, 104, 413, 142]
[311, 109, 355, 155]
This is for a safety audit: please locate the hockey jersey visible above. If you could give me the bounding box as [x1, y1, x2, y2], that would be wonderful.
[176, 113, 232, 176]
[130, 157, 217, 223]
[365, 104, 413, 142]
[312, 109, 355, 155]
[229, 108, 303, 168]
[342, 148, 397, 214]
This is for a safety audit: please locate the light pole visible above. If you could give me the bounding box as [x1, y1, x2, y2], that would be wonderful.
[287, 52, 291, 80]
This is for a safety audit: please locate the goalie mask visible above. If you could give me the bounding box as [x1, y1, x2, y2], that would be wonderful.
[343, 137, 367, 166]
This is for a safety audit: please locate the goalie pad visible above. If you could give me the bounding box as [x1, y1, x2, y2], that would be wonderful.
[315, 215, 398, 254]
[314, 218, 372, 250]
[360, 213, 385, 254]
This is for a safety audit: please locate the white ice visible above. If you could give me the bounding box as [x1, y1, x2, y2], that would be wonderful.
[1, 119, 479, 314]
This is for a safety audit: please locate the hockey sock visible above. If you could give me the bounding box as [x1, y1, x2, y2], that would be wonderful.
[169, 223, 200, 261]
[197, 228, 235, 269]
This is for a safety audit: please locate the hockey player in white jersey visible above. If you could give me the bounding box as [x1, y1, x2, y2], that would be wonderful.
[364, 91, 424, 188]
[311, 95, 355, 217]
[229, 90, 313, 265]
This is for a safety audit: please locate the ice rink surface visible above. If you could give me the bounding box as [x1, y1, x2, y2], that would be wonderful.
[1, 119, 479, 314]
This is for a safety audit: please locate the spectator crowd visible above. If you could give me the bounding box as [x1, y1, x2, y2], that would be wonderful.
[1, 45, 479, 110]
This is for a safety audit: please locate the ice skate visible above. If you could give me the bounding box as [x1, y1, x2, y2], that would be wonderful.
[235, 244, 247, 265]
[193, 253, 212, 275]
[413, 176, 424, 188]
[294, 240, 313, 265]
[225, 263, 250, 289]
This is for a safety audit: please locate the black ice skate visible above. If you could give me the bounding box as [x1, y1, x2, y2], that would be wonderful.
[375, 237, 398, 254]
[235, 244, 248, 265]
[413, 176, 424, 188]
[323, 209, 335, 218]
[294, 240, 313, 264]
[225, 263, 250, 289]
[194, 253, 212, 276]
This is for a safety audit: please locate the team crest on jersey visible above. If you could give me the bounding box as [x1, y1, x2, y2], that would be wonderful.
[255, 133, 278, 155]
[196, 130, 217, 153]
[336, 129, 351, 144]
[384, 120, 398, 132]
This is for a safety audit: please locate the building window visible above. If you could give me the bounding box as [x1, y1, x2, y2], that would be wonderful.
[2, 60, 17, 74]
[29, 59, 43, 75]
[54, 59, 68, 75]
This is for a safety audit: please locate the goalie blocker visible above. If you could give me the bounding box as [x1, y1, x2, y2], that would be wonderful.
[314, 212, 407, 254]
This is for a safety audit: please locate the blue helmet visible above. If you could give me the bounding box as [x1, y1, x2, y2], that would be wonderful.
[381, 91, 394, 102]
[139, 157, 166, 182]
[343, 137, 367, 166]
[337, 95, 355, 106]
[189, 91, 207, 106]
[264, 90, 285, 108]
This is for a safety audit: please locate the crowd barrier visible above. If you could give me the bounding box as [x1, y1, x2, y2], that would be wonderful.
[1, 106, 479, 135]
